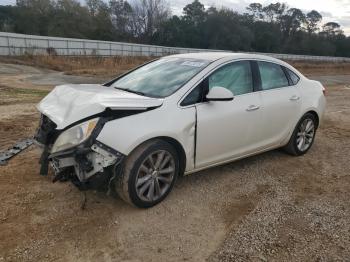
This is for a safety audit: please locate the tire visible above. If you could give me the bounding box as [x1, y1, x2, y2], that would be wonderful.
[114, 139, 179, 208]
[284, 113, 317, 156]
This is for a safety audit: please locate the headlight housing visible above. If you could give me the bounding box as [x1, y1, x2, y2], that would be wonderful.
[51, 118, 99, 153]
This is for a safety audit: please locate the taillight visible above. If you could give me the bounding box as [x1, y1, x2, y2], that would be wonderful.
[322, 86, 326, 96]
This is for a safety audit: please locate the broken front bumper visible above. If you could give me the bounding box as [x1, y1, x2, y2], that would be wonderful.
[49, 141, 123, 182]
[34, 114, 124, 184]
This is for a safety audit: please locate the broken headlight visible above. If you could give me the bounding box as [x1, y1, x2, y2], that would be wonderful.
[51, 118, 99, 154]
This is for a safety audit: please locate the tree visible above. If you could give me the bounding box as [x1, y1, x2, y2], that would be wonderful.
[109, 0, 133, 40]
[306, 10, 322, 34]
[203, 8, 253, 51]
[153, 15, 188, 47]
[179, 0, 207, 48]
[14, 0, 54, 35]
[262, 2, 287, 23]
[48, 0, 92, 39]
[82, 0, 116, 40]
[86, 0, 102, 16]
[0, 5, 15, 32]
[129, 0, 170, 42]
[183, 0, 206, 25]
[89, 0, 115, 40]
[249, 20, 282, 52]
[321, 22, 343, 37]
[246, 3, 263, 20]
[280, 8, 305, 40]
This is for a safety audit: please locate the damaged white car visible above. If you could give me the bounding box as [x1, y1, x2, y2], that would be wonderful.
[35, 52, 326, 208]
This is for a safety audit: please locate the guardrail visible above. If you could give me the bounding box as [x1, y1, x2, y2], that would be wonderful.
[1, 32, 350, 62]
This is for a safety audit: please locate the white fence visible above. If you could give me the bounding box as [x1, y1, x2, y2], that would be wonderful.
[1, 31, 350, 62]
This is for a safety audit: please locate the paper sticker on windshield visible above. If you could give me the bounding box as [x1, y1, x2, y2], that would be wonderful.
[181, 61, 206, 67]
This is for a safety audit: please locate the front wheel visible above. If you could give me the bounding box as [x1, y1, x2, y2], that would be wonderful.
[114, 139, 179, 208]
[284, 113, 317, 156]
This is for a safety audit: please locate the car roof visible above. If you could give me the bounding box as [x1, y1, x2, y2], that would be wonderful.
[167, 52, 285, 64]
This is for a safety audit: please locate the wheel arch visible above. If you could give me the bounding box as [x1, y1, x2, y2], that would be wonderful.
[306, 110, 319, 129]
[282, 110, 319, 156]
[127, 136, 187, 176]
[300, 109, 320, 128]
[282, 109, 320, 146]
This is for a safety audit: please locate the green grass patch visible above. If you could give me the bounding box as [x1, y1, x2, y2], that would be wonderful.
[5, 87, 49, 97]
[0, 86, 49, 105]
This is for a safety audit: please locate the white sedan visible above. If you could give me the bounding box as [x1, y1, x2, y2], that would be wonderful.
[35, 52, 326, 208]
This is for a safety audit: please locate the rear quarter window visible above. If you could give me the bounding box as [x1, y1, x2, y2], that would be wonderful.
[286, 68, 300, 85]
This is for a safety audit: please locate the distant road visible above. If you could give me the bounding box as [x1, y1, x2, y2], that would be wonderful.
[309, 75, 350, 86]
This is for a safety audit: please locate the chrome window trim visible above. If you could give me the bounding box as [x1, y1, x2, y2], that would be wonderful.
[178, 59, 254, 108]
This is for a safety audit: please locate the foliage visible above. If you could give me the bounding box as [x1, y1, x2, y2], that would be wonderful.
[0, 0, 349, 57]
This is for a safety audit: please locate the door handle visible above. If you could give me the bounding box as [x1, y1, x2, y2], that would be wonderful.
[290, 95, 300, 101]
[246, 105, 260, 111]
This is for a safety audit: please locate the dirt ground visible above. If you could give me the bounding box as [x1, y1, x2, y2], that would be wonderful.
[0, 62, 349, 262]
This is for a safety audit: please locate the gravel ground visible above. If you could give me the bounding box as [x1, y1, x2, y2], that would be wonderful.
[0, 62, 349, 261]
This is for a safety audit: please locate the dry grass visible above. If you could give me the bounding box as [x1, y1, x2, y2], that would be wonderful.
[0, 55, 349, 78]
[0, 86, 49, 105]
[287, 60, 350, 76]
[0, 55, 153, 77]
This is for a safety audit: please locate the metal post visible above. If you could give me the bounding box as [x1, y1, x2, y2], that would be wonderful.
[6, 35, 10, 55]
[23, 37, 28, 55]
[83, 41, 86, 56]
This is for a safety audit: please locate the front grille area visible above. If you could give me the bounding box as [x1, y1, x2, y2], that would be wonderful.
[34, 114, 58, 145]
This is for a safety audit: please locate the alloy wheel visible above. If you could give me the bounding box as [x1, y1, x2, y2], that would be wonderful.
[135, 150, 175, 202]
[296, 118, 315, 152]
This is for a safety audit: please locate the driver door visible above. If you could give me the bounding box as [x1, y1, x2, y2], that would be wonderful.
[195, 60, 263, 168]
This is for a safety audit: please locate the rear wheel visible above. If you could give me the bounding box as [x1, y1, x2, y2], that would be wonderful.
[284, 113, 317, 156]
[115, 139, 179, 208]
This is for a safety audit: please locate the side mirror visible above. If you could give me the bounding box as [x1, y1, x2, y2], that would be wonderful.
[206, 86, 234, 101]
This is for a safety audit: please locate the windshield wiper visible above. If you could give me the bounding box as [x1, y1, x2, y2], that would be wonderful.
[114, 87, 147, 96]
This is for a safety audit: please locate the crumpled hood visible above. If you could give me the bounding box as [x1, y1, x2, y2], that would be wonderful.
[37, 84, 163, 129]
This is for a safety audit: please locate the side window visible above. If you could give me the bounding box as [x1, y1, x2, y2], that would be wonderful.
[208, 61, 253, 96]
[257, 61, 289, 90]
[286, 68, 300, 85]
[180, 85, 202, 106]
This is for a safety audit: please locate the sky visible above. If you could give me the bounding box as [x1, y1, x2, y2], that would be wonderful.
[1, 0, 350, 35]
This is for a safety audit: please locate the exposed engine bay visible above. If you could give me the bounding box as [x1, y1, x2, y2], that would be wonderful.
[34, 114, 124, 191]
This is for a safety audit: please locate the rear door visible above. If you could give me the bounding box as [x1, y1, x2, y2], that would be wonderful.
[256, 61, 302, 147]
[195, 60, 263, 168]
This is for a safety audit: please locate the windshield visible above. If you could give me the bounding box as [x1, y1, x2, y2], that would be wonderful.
[110, 58, 210, 98]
